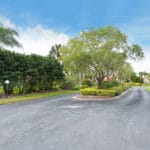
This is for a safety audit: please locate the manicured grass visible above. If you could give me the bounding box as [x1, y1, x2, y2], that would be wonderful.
[142, 84, 150, 87]
[146, 87, 150, 92]
[0, 88, 4, 94]
[0, 90, 77, 105]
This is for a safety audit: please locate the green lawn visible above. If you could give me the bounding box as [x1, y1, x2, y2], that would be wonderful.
[0, 90, 77, 105]
[0, 87, 4, 94]
[146, 87, 150, 92]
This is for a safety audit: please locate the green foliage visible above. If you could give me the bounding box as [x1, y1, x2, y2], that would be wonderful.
[0, 49, 64, 94]
[80, 82, 137, 97]
[146, 87, 150, 92]
[60, 26, 144, 88]
[131, 72, 144, 83]
[73, 85, 80, 90]
[81, 79, 94, 87]
[49, 44, 61, 58]
[0, 90, 77, 105]
[124, 82, 140, 87]
[0, 25, 22, 49]
[81, 85, 89, 89]
[60, 78, 76, 90]
[0, 87, 4, 97]
[102, 80, 120, 89]
[112, 86, 124, 95]
[80, 88, 116, 96]
[129, 44, 144, 60]
[142, 83, 150, 87]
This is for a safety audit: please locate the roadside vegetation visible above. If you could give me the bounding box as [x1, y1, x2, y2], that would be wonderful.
[59, 26, 148, 97]
[146, 87, 150, 92]
[80, 82, 140, 97]
[0, 49, 64, 94]
[1, 23, 150, 103]
[0, 90, 77, 105]
[60, 26, 144, 89]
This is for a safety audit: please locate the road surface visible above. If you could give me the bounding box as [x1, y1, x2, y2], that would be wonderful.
[0, 87, 150, 150]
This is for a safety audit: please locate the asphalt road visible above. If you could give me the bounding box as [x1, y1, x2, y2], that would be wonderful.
[0, 87, 150, 150]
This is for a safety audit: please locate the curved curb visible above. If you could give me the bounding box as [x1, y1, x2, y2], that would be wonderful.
[72, 87, 133, 101]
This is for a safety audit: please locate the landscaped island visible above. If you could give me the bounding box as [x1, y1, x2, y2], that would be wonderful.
[80, 82, 140, 97]
[75, 82, 142, 101]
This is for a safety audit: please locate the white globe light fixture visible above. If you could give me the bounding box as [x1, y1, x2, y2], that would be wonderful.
[5, 80, 9, 84]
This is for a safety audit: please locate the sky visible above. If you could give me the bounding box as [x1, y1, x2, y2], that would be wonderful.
[0, 0, 150, 72]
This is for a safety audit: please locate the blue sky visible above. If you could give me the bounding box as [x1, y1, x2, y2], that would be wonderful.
[0, 0, 150, 72]
[0, 0, 149, 33]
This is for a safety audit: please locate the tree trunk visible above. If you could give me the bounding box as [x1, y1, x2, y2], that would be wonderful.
[79, 72, 81, 87]
[97, 79, 103, 89]
[50, 78, 53, 89]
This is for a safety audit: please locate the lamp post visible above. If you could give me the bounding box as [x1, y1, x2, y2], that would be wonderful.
[5, 80, 9, 97]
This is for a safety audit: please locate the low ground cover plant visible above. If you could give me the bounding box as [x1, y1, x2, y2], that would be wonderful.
[0, 90, 77, 105]
[80, 82, 140, 97]
[146, 87, 150, 92]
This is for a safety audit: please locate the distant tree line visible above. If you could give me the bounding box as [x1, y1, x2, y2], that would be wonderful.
[0, 49, 64, 94]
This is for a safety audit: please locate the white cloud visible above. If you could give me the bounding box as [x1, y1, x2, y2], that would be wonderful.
[0, 17, 69, 56]
[18, 25, 69, 55]
[0, 16, 16, 29]
[0, 16, 150, 73]
[121, 22, 150, 73]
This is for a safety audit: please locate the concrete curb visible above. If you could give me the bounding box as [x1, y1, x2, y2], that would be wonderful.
[72, 87, 133, 101]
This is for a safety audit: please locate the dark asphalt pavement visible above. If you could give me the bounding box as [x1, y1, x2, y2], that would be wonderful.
[0, 87, 150, 150]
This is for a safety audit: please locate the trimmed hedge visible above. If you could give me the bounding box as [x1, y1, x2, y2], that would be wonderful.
[81, 88, 116, 96]
[80, 82, 141, 97]
[112, 86, 124, 95]
[81, 84, 132, 97]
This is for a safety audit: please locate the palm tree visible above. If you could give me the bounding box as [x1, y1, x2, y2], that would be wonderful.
[49, 44, 61, 58]
[0, 24, 22, 49]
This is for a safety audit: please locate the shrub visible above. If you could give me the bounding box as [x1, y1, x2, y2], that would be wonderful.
[132, 82, 141, 86]
[80, 82, 136, 97]
[60, 78, 76, 90]
[80, 88, 116, 96]
[81, 85, 89, 89]
[81, 79, 94, 87]
[73, 86, 80, 90]
[102, 80, 120, 89]
[123, 82, 140, 89]
[112, 86, 124, 95]
[142, 83, 150, 87]
[80, 84, 131, 97]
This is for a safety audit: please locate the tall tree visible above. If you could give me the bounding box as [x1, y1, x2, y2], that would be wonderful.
[60, 26, 144, 88]
[49, 44, 61, 58]
[0, 24, 22, 49]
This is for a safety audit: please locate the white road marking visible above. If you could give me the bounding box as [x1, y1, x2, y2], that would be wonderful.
[60, 105, 83, 109]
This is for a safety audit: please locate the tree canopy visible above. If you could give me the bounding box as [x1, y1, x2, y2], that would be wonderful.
[0, 49, 64, 94]
[0, 24, 22, 49]
[60, 26, 144, 88]
[49, 44, 61, 58]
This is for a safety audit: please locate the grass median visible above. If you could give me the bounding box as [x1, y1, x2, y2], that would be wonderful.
[0, 90, 77, 105]
[146, 87, 150, 92]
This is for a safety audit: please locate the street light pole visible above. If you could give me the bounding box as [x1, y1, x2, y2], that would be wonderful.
[5, 80, 9, 97]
